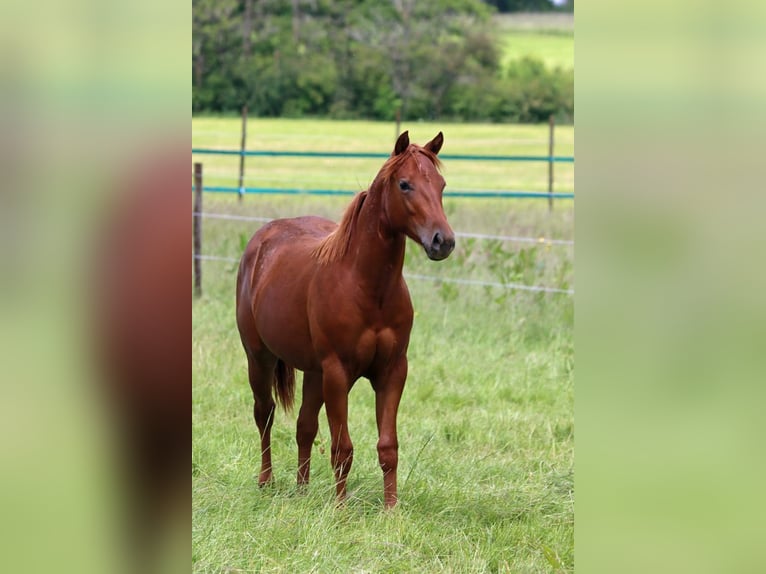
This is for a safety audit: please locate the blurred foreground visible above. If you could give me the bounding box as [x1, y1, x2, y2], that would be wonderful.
[577, 1, 766, 573]
[0, 0, 187, 573]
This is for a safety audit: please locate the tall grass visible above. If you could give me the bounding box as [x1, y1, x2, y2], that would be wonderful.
[192, 119, 574, 573]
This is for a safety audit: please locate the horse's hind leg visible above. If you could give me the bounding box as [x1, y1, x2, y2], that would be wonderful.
[296, 371, 324, 486]
[246, 351, 277, 486]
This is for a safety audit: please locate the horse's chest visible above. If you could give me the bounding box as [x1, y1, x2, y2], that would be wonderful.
[355, 327, 400, 374]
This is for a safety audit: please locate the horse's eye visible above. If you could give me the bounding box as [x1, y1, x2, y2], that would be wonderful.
[399, 180, 411, 192]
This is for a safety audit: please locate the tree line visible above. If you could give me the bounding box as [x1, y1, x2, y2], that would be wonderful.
[193, 0, 573, 123]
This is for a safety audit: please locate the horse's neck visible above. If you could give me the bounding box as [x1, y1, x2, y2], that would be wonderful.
[348, 187, 405, 290]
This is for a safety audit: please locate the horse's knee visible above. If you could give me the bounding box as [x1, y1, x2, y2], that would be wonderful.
[377, 437, 398, 473]
[253, 400, 275, 432]
[296, 415, 318, 447]
[331, 440, 354, 470]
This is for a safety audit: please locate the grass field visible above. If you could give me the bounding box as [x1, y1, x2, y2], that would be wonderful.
[192, 118, 574, 195]
[192, 118, 574, 572]
[496, 13, 574, 70]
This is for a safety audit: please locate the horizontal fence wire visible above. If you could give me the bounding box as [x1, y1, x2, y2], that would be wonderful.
[191, 171, 570, 188]
[191, 148, 575, 163]
[192, 132, 574, 146]
[194, 212, 273, 223]
[405, 273, 574, 295]
[193, 212, 574, 246]
[195, 254, 238, 263]
[454, 230, 574, 246]
[194, 185, 574, 199]
[191, 254, 573, 295]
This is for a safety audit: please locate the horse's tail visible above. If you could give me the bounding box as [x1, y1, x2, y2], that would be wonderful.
[273, 359, 296, 412]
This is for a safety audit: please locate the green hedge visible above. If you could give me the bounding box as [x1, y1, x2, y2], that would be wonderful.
[192, 1, 573, 123]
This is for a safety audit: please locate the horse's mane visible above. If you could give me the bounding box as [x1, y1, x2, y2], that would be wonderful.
[313, 190, 368, 264]
[312, 145, 441, 265]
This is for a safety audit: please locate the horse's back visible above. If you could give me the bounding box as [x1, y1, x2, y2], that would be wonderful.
[254, 216, 336, 244]
[238, 216, 335, 288]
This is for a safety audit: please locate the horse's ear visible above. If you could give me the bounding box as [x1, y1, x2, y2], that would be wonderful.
[394, 131, 409, 156]
[424, 131, 444, 155]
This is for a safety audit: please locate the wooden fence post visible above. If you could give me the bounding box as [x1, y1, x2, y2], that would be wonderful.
[193, 162, 203, 298]
[548, 115, 555, 212]
[238, 105, 248, 202]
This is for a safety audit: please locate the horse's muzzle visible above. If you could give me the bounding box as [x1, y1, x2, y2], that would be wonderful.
[424, 230, 455, 261]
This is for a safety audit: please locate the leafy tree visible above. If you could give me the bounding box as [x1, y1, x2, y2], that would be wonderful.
[191, 0, 573, 122]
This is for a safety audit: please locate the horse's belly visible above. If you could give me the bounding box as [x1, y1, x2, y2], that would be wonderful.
[254, 281, 320, 372]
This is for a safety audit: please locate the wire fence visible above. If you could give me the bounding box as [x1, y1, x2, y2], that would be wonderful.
[191, 138, 574, 201]
[196, 185, 574, 199]
[191, 123, 574, 295]
[191, 148, 574, 163]
[192, 254, 575, 295]
[187, 170, 568, 195]
[192, 194, 574, 294]
[192, 130, 575, 147]
[194, 211, 574, 246]
[192, 207, 575, 296]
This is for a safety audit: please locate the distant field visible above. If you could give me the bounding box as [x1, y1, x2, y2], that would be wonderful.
[495, 12, 574, 70]
[495, 12, 574, 32]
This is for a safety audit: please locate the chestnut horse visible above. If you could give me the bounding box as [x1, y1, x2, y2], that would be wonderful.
[236, 131, 454, 508]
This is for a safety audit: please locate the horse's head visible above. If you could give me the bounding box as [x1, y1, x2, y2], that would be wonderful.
[380, 131, 455, 261]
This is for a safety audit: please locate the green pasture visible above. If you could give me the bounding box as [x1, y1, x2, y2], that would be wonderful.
[500, 31, 574, 70]
[192, 118, 574, 572]
[496, 12, 574, 71]
[192, 118, 574, 196]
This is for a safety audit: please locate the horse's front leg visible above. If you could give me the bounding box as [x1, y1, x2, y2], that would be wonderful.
[373, 356, 407, 509]
[296, 371, 324, 486]
[322, 359, 353, 503]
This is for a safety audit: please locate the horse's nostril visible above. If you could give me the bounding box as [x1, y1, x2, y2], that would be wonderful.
[432, 232, 443, 248]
